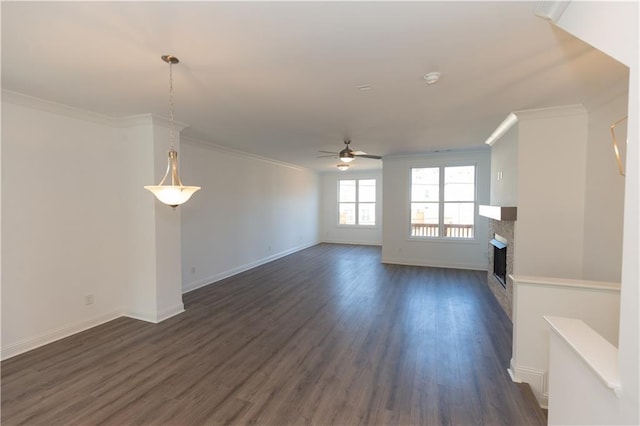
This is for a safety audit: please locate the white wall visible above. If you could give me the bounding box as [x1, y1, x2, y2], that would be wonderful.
[320, 170, 382, 246]
[1, 94, 131, 358]
[381, 149, 491, 270]
[180, 138, 320, 292]
[548, 2, 639, 424]
[490, 123, 519, 206]
[514, 106, 588, 279]
[582, 93, 627, 282]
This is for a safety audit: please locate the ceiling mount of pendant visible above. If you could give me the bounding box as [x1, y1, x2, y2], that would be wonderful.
[161, 55, 179, 64]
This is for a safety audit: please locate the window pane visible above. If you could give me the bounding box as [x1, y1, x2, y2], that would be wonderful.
[359, 179, 376, 202]
[411, 168, 439, 202]
[444, 202, 474, 238]
[444, 166, 475, 201]
[339, 180, 356, 202]
[339, 203, 356, 224]
[411, 202, 439, 237]
[359, 203, 376, 225]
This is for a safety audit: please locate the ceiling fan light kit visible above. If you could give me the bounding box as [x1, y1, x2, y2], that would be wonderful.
[337, 163, 350, 171]
[318, 139, 382, 168]
[144, 55, 201, 208]
[339, 153, 355, 162]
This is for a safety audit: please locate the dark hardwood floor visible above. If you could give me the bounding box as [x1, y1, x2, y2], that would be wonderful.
[1, 244, 546, 425]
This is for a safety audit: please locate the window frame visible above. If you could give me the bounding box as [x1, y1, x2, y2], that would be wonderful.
[409, 164, 477, 240]
[337, 178, 377, 227]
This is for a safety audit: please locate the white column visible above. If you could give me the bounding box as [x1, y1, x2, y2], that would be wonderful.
[121, 114, 186, 323]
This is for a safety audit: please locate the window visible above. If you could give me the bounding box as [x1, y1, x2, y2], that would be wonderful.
[339, 179, 376, 226]
[410, 165, 475, 238]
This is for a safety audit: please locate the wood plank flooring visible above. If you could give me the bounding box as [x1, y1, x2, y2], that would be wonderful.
[1, 244, 547, 425]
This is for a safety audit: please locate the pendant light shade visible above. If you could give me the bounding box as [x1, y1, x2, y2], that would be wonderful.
[144, 149, 200, 208]
[145, 55, 201, 208]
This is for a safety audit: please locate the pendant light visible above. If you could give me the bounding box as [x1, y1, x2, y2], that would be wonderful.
[144, 55, 201, 208]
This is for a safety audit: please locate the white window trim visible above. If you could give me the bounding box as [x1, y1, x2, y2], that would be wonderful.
[337, 178, 377, 227]
[408, 164, 478, 241]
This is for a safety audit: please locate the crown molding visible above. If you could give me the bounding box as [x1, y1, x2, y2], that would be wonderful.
[383, 146, 489, 162]
[534, 1, 571, 23]
[485, 113, 519, 146]
[181, 135, 311, 172]
[2, 89, 190, 132]
[2, 89, 115, 127]
[116, 113, 188, 132]
[513, 104, 587, 121]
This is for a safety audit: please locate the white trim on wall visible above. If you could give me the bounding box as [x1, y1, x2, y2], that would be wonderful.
[322, 240, 381, 247]
[182, 241, 318, 294]
[1, 309, 123, 360]
[123, 304, 185, 324]
[1, 89, 115, 127]
[508, 359, 549, 408]
[381, 256, 487, 271]
[182, 135, 308, 172]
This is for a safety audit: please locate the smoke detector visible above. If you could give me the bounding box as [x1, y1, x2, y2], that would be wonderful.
[423, 72, 441, 85]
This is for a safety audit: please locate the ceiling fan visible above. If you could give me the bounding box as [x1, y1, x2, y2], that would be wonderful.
[318, 139, 382, 163]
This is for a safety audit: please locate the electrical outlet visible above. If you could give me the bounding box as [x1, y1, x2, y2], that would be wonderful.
[85, 294, 94, 306]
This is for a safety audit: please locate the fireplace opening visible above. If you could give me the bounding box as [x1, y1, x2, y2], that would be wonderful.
[490, 234, 507, 288]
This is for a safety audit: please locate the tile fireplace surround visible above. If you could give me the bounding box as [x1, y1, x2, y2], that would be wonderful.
[487, 219, 515, 319]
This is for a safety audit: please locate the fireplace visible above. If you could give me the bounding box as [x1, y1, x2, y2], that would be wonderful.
[490, 234, 507, 288]
[486, 219, 515, 319]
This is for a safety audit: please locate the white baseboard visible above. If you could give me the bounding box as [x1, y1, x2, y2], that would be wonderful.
[1, 309, 123, 361]
[156, 303, 185, 322]
[321, 239, 382, 246]
[182, 241, 318, 294]
[381, 256, 488, 271]
[508, 358, 549, 408]
[123, 302, 185, 324]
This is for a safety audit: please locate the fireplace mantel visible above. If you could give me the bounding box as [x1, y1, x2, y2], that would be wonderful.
[479, 205, 517, 221]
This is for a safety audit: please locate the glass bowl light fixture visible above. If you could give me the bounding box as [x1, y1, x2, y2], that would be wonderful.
[145, 55, 201, 208]
[337, 163, 350, 171]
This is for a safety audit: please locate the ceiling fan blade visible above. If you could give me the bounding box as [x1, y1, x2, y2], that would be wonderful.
[352, 150, 367, 155]
[318, 150, 339, 154]
[355, 154, 382, 159]
[317, 154, 337, 158]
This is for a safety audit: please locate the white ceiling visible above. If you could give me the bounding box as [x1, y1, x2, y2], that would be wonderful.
[1, 1, 628, 171]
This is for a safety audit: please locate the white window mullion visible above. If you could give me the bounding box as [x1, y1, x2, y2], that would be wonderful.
[439, 167, 445, 237]
[355, 180, 359, 225]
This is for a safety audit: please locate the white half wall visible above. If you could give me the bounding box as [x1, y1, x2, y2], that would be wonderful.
[381, 149, 491, 270]
[180, 138, 320, 293]
[1, 93, 131, 359]
[510, 275, 620, 408]
[320, 170, 382, 246]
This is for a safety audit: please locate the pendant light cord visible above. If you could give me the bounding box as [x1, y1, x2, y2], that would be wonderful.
[168, 60, 176, 151]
